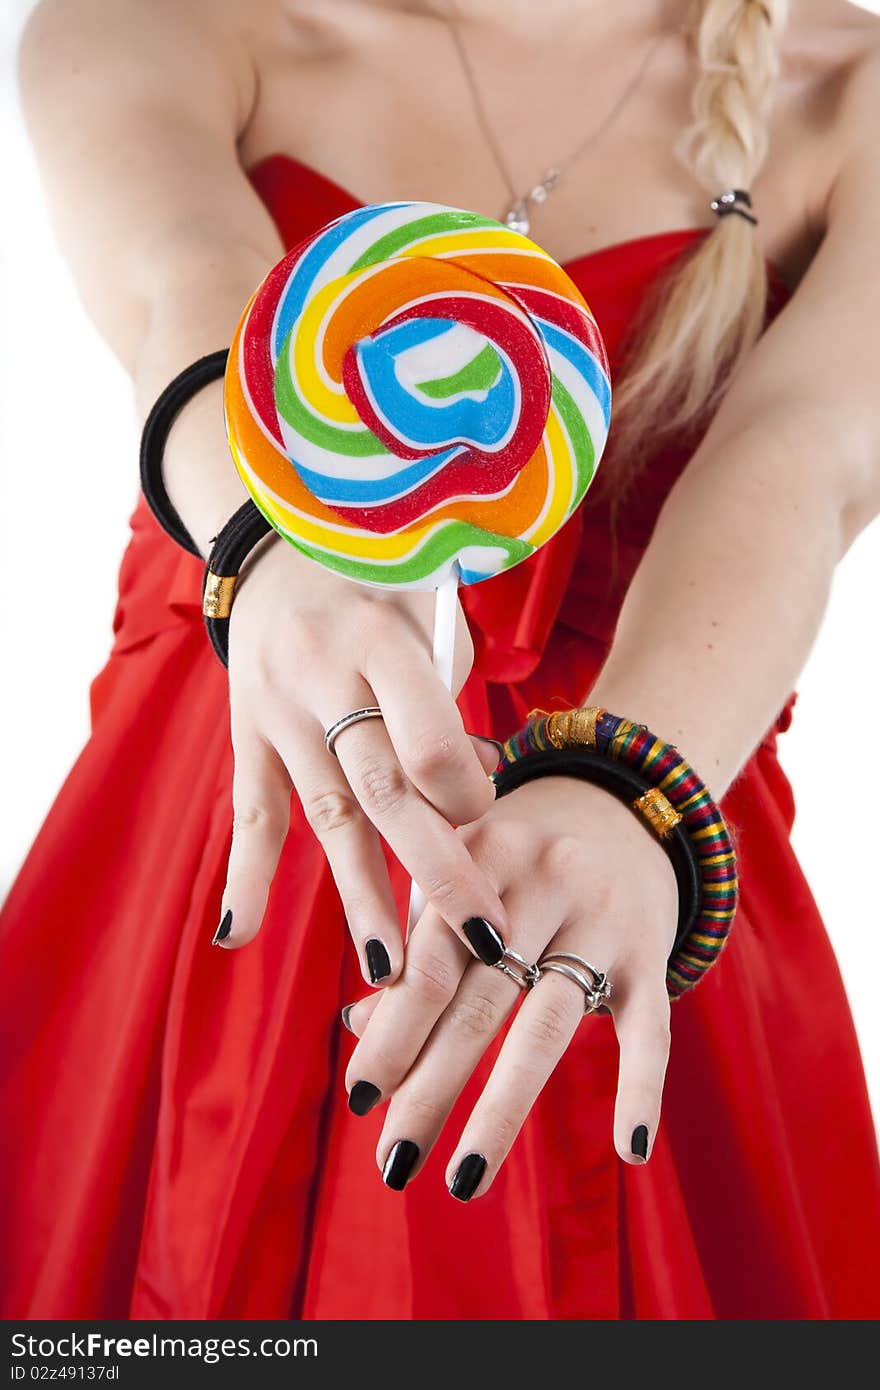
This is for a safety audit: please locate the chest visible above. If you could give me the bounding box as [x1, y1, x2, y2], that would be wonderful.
[237, 3, 837, 285]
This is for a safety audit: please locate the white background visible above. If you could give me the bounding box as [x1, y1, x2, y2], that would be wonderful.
[2, 1, 878, 1123]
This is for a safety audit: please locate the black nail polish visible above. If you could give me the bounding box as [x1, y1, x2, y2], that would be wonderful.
[462, 916, 505, 966]
[382, 1139, 420, 1191]
[348, 1080, 381, 1116]
[365, 938, 391, 984]
[340, 1004, 355, 1034]
[212, 909, 232, 945]
[631, 1124, 649, 1161]
[449, 1152, 487, 1203]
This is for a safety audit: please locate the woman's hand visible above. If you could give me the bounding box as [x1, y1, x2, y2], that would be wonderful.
[218, 537, 510, 985]
[342, 775, 677, 1194]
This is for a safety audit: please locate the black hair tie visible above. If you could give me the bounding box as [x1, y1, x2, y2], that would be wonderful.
[140, 351, 276, 665]
[139, 350, 230, 556]
[709, 188, 758, 226]
[202, 502, 273, 666]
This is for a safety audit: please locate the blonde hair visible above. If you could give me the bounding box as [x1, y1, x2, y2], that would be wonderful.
[608, 0, 788, 484]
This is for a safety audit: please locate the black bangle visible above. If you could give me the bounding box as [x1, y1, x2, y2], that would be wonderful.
[141, 351, 275, 664]
[492, 748, 701, 956]
[139, 350, 230, 556]
[201, 502, 274, 666]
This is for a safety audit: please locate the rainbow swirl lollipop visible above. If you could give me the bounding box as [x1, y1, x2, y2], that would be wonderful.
[224, 202, 610, 590]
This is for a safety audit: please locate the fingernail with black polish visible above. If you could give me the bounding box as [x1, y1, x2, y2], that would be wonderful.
[365, 938, 391, 984]
[340, 1004, 355, 1034]
[449, 1152, 487, 1203]
[462, 916, 505, 966]
[631, 1124, 649, 1161]
[382, 1139, 420, 1191]
[348, 1080, 381, 1116]
[212, 909, 232, 945]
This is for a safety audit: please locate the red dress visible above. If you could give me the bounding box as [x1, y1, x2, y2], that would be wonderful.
[2, 155, 878, 1321]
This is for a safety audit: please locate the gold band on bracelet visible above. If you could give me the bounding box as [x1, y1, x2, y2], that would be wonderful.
[202, 572, 238, 620]
[632, 787, 682, 840]
[543, 705, 606, 750]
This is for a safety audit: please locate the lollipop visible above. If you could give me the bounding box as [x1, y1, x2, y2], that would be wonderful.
[224, 202, 611, 926]
[225, 202, 610, 588]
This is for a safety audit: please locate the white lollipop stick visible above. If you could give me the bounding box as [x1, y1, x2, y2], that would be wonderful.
[431, 564, 460, 689]
[405, 565, 460, 940]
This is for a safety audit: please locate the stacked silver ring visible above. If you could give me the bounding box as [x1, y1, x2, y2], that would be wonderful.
[538, 952, 612, 1014]
[494, 948, 612, 1014]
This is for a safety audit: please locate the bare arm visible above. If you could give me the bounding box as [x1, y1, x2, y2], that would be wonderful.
[18, 0, 513, 981]
[592, 50, 880, 795]
[18, 0, 284, 552]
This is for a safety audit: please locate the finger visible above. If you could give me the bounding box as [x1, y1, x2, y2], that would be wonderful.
[344, 902, 471, 1116]
[444, 967, 586, 1200]
[340, 992, 381, 1037]
[333, 717, 511, 959]
[611, 977, 671, 1165]
[270, 713, 404, 987]
[375, 911, 542, 1189]
[366, 641, 495, 826]
[219, 713, 293, 949]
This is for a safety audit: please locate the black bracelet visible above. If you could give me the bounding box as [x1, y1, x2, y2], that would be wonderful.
[492, 748, 701, 956]
[141, 351, 276, 664]
[202, 502, 274, 666]
[139, 350, 230, 556]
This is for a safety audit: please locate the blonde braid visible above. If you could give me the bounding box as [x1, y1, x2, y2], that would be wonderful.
[608, 0, 787, 485]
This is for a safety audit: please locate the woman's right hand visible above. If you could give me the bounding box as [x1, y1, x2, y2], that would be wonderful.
[218, 537, 511, 986]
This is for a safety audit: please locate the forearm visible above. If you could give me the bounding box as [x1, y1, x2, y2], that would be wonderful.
[18, 0, 286, 555]
[590, 415, 855, 797]
[133, 239, 281, 553]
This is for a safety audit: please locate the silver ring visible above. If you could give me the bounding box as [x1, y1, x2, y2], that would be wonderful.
[494, 947, 542, 991]
[537, 951, 612, 1014]
[324, 707, 384, 756]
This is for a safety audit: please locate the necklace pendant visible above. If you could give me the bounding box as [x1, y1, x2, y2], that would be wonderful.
[504, 200, 531, 237]
[530, 168, 560, 205]
[504, 168, 561, 237]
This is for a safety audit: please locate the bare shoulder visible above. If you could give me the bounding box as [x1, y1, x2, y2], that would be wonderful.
[18, 0, 259, 135]
[827, 8, 880, 140]
[238, 0, 399, 70]
[771, 0, 880, 246]
[782, 0, 880, 130]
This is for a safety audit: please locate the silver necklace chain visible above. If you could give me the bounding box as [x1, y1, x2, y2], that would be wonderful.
[445, 4, 668, 237]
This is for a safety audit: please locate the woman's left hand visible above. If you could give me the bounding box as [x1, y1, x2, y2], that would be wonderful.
[342, 774, 679, 1196]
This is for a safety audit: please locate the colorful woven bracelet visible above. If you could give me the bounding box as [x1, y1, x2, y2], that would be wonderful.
[491, 707, 738, 999]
